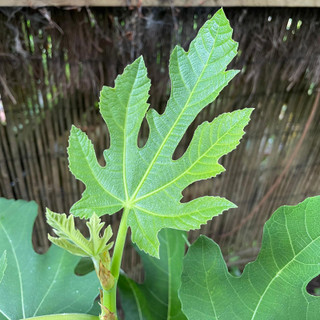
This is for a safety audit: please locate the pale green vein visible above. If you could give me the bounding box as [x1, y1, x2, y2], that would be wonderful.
[266, 227, 280, 270]
[202, 243, 218, 319]
[0, 220, 25, 318]
[127, 278, 143, 320]
[133, 211, 158, 252]
[33, 252, 65, 316]
[250, 234, 320, 319]
[120, 67, 137, 201]
[74, 130, 123, 204]
[223, 263, 254, 313]
[304, 207, 313, 241]
[284, 212, 296, 255]
[134, 204, 204, 220]
[134, 112, 247, 203]
[130, 24, 222, 202]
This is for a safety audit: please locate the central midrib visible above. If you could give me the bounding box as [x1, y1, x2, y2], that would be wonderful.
[129, 24, 221, 204]
[122, 62, 142, 201]
[76, 129, 123, 204]
[134, 113, 244, 203]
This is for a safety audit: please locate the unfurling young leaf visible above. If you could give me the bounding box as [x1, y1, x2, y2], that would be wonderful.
[46, 209, 113, 260]
[68, 8, 253, 257]
[0, 198, 99, 319]
[179, 196, 320, 320]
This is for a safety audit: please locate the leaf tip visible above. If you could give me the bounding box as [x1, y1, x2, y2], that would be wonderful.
[70, 124, 80, 135]
[246, 107, 255, 115]
[214, 7, 227, 20]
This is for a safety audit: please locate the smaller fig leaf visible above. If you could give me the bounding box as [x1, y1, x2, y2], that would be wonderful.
[46, 209, 113, 259]
[86, 214, 113, 256]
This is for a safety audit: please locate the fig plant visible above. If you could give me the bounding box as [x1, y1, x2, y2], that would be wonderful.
[0, 8, 319, 320]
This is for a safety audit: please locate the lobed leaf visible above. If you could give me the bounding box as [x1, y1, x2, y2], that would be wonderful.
[179, 196, 320, 319]
[0, 198, 100, 319]
[118, 229, 187, 320]
[46, 209, 113, 259]
[68, 8, 252, 257]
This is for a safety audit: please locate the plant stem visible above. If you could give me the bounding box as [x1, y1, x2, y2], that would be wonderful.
[102, 207, 129, 318]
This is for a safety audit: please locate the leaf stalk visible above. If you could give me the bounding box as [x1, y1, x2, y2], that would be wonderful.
[102, 207, 129, 318]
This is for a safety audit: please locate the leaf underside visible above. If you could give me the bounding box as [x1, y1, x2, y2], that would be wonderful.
[0, 198, 100, 320]
[179, 196, 320, 320]
[118, 229, 187, 320]
[68, 8, 253, 257]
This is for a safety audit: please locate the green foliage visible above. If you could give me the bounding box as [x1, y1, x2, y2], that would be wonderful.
[179, 196, 320, 319]
[75, 257, 95, 275]
[0, 252, 6, 284]
[68, 8, 252, 257]
[46, 210, 113, 259]
[2, 8, 319, 320]
[0, 198, 100, 319]
[118, 229, 187, 320]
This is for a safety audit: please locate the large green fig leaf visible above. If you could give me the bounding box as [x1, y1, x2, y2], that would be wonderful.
[0, 198, 100, 319]
[118, 229, 187, 320]
[68, 8, 252, 257]
[179, 196, 320, 319]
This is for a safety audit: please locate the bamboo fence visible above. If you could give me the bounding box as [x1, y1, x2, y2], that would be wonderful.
[0, 6, 320, 275]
